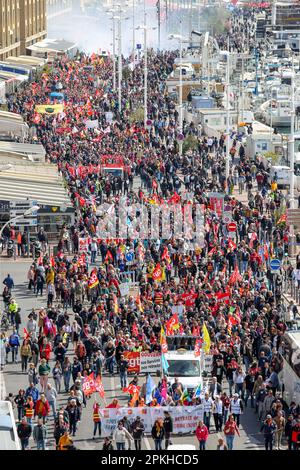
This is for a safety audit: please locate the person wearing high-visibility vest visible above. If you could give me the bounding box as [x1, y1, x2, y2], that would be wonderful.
[92, 401, 101, 439]
[24, 396, 35, 426]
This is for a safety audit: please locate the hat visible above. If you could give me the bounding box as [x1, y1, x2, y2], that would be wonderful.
[233, 393, 239, 397]
[266, 414, 272, 419]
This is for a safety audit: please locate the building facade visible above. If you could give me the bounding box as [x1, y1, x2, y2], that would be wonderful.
[0, 0, 47, 60]
[0, 0, 21, 59]
[20, 0, 47, 54]
[47, 0, 72, 19]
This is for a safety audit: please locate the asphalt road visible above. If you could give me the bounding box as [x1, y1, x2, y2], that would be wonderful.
[0, 260, 274, 451]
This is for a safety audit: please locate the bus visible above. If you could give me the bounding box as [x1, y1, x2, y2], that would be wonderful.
[0, 401, 21, 450]
[278, 330, 300, 406]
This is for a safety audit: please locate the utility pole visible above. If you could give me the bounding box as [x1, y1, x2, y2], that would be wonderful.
[118, 11, 122, 112]
[289, 59, 296, 255]
[132, 0, 135, 70]
[225, 39, 230, 182]
[112, 14, 116, 91]
[179, 20, 183, 156]
[144, 10, 148, 126]
[157, 0, 161, 51]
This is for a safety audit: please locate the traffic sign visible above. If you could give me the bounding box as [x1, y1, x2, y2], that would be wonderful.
[12, 218, 38, 227]
[10, 199, 38, 226]
[227, 222, 237, 232]
[136, 44, 142, 49]
[177, 133, 184, 141]
[146, 119, 152, 127]
[270, 259, 281, 273]
[125, 252, 134, 262]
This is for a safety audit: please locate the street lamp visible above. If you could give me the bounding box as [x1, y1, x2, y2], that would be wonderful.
[107, 12, 117, 91]
[219, 47, 230, 182]
[168, 22, 188, 156]
[106, 2, 130, 112]
[136, 14, 156, 127]
[0, 205, 40, 238]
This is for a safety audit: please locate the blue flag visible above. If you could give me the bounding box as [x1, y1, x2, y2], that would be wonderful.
[193, 384, 202, 398]
[145, 374, 156, 404]
[154, 387, 162, 404]
[161, 353, 169, 372]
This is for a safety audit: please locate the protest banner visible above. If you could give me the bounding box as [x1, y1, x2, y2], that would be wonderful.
[99, 406, 204, 436]
[139, 352, 161, 374]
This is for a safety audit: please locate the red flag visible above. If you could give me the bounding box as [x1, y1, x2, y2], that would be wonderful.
[82, 373, 96, 396]
[50, 256, 55, 267]
[166, 313, 180, 334]
[161, 246, 170, 263]
[105, 249, 114, 263]
[88, 270, 99, 289]
[23, 328, 30, 340]
[194, 338, 202, 357]
[123, 384, 140, 395]
[228, 239, 236, 250]
[167, 192, 181, 204]
[181, 292, 198, 307]
[132, 322, 139, 337]
[228, 265, 243, 286]
[152, 179, 158, 190]
[94, 375, 105, 399]
[249, 232, 258, 249]
[152, 263, 163, 282]
[78, 253, 86, 266]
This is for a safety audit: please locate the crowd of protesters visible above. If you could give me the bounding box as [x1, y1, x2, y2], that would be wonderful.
[1, 7, 300, 451]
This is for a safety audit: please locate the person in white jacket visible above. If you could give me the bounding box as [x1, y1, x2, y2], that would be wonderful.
[113, 421, 134, 450]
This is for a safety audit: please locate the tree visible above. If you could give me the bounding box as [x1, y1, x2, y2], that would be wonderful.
[129, 107, 144, 123]
[182, 135, 198, 154]
[263, 151, 280, 165]
[122, 66, 131, 82]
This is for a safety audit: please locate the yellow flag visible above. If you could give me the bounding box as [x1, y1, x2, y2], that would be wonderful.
[202, 323, 211, 354]
[35, 104, 64, 114]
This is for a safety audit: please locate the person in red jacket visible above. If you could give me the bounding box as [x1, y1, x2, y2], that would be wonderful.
[35, 393, 50, 424]
[291, 419, 300, 450]
[106, 398, 120, 408]
[224, 414, 240, 450]
[195, 420, 209, 450]
[40, 338, 52, 362]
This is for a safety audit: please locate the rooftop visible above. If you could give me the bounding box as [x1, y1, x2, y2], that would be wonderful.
[0, 163, 72, 207]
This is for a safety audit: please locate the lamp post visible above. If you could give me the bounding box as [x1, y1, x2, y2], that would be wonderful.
[288, 62, 296, 255]
[168, 22, 188, 156]
[107, 12, 117, 91]
[226, 49, 230, 181]
[107, 3, 129, 111]
[136, 12, 156, 127]
[219, 46, 231, 181]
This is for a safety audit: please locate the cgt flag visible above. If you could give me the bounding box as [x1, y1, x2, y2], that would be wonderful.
[82, 373, 96, 396]
[94, 375, 105, 399]
[88, 270, 99, 289]
[152, 263, 163, 282]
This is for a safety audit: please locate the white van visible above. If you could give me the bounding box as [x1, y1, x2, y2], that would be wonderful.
[163, 349, 203, 395]
[269, 165, 290, 187]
